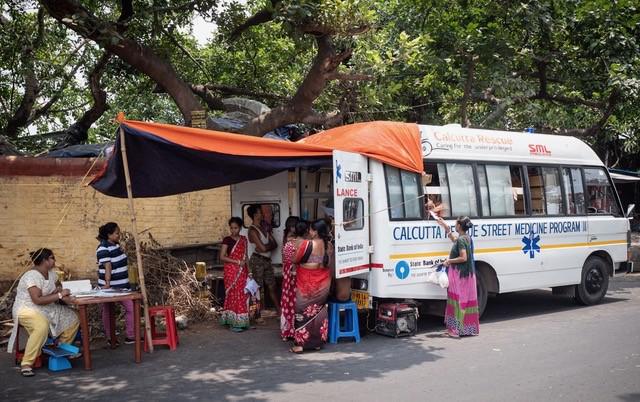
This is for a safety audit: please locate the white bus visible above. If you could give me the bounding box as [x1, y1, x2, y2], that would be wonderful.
[232, 124, 633, 316]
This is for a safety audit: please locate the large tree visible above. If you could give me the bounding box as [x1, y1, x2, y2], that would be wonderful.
[35, 0, 374, 135]
[2, 0, 639, 168]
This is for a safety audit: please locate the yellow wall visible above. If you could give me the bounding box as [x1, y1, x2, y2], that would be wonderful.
[0, 175, 230, 281]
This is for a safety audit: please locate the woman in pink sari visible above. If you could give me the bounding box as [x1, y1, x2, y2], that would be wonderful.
[280, 216, 302, 341]
[438, 216, 480, 337]
[290, 219, 331, 353]
[219, 217, 250, 332]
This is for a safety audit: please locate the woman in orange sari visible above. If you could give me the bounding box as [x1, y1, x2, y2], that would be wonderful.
[219, 217, 250, 332]
[290, 219, 331, 353]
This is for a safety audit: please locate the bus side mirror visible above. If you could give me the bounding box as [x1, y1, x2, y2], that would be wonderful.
[626, 204, 636, 218]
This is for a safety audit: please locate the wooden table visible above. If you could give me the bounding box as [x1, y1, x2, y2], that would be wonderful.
[70, 292, 143, 370]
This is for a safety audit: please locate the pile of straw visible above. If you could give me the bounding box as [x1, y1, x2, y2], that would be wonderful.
[123, 232, 217, 322]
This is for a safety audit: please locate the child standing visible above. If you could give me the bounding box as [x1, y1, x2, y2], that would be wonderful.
[97, 222, 135, 345]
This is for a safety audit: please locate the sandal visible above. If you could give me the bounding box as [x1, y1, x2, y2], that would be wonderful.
[68, 352, 83, 360]
[21, 367, 35, 377]
[289, 346, 303, 354]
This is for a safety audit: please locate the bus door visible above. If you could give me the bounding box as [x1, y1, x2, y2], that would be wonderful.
[584, 168, 628, 270]
[333, 150, 370, 279]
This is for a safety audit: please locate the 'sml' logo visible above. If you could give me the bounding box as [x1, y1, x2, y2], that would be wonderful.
[528, 144, 551, 155]
[344, 171, 362, 183]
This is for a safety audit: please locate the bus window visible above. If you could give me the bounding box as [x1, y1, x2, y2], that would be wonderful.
[343, 198, 364, 230]
[542, 167, 563, 215]
[386, 164, 424, 220]
[446, 163, 478, 217]
[477, 165, 491, 216]
[562, 168, 586, 215]
[401, 170, 423, 219]
[481, 164, 526, 216]
[528, 166, 547, 215]
[385, 166, 404, 219]
[584, 168, 622, 216]
[571, 168, 586, 214]
[423, 163, 450, 218]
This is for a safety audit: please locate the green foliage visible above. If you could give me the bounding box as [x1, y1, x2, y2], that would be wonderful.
[1, 0, 638, 166]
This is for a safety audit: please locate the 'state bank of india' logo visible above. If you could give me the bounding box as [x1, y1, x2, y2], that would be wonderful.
[528, 144, 552, 156]
[395, 260, 410, 279]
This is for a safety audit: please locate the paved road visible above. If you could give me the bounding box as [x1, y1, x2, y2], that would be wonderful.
[2, 274, 639, 402]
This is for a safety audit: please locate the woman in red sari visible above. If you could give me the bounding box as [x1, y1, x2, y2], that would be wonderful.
[280, 216, 301, 341]
[219, 217, 250, 332]
[290, 219, 331, 353]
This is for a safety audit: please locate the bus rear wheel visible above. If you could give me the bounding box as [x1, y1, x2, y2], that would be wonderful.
[476, 272, 488, 317]
[575, 256, 609, 306]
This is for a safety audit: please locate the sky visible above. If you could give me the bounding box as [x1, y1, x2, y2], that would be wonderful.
[192, 15, 218, 46]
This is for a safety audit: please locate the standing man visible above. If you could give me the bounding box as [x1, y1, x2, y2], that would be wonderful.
[247, 204, 280, 321]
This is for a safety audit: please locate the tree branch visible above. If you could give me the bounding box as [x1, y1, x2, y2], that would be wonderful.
[301, 111, 343, 127]
[190, 84, 225, 110]
[39, 0, 204, 125]
[241, 34, 351, 135]
[229, 0, 282, 40]
[460, 54, 477, 127]
[29, 47, 88, 124]
[163, 27, 213, 82]
[53, 52, 112, 149]
[480, 96, 530, 126]
[3, 8, 46, 140]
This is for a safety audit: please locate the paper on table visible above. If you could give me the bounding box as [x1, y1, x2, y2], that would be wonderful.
[62, 279, 92, 295]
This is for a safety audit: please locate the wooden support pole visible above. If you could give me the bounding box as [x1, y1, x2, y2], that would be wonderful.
[119, 126, 154, 352]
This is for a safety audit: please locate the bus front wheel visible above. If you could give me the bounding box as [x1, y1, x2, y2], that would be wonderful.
[575, 256, 609, 306]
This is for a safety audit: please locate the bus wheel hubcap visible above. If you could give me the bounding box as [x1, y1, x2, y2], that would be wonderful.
[586, 268, 603, 294]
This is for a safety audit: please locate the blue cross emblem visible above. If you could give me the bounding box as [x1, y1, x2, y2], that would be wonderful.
[521, 231, 541, 259]
[335, 162, 342, 183]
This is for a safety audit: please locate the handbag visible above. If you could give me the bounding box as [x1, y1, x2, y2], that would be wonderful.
[436, 264, 449, 288]
[244, 276, 260, 299]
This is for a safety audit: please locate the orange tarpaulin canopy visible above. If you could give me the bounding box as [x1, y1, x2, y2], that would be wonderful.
[92, 117, 423, 198]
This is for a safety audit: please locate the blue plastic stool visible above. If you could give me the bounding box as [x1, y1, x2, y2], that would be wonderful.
[328, 301, 360, 344]
[47, 356, 72, 371]
[42, 343, 79, 372]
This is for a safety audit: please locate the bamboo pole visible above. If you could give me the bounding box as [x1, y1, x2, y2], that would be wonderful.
[119, 126, 154, 352]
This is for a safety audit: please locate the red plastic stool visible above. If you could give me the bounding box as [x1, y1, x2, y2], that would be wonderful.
[144, 306, 179, 351]
[14, 324, 43, 368]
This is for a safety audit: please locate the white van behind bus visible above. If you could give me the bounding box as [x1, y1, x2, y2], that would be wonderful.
[232, 124, 633, 316]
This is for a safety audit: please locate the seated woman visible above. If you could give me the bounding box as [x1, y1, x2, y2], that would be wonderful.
[290, 219, 332, 353]
[9, 248, 79, 377]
